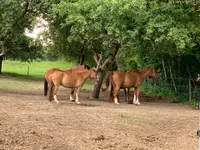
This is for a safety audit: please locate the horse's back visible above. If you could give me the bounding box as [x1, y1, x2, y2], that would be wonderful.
[52, 69, 80, 87]
[45, 68, 60, 82]
[112, 71, 126, 86]
[124, 71, 141, 87]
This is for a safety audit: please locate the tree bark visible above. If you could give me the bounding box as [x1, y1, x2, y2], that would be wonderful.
[92, 71, 105, 99]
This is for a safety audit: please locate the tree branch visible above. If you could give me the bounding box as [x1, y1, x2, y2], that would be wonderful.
[13, 0, 29, 27]
[93, 52, 98, 64]
[0, 0, 30, 42]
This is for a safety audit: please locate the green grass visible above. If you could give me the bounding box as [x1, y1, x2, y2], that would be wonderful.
[1, 60, 95, 91]
[2, 60, 76, 79]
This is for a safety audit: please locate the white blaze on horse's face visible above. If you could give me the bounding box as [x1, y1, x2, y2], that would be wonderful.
[197, 74, 200, 82]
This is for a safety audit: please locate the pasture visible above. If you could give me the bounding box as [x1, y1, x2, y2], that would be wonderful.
[0, 61, 198, 150]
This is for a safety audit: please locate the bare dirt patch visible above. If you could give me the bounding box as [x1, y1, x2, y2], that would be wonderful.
[0, 77, 198, 150]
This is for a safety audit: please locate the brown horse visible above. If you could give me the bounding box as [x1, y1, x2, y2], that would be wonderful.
[45, 69, 97, 104]
[197, 74, 200, 82]
[109, 70, 142, 103]
[44, 64, 90, 102]
[102, 68, 159, 105]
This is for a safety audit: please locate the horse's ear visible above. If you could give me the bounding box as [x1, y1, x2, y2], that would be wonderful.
[198, 74, 200, 77]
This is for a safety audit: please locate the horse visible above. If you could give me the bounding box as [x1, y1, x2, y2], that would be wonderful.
[197, 74, 200, 82]
[45, 68, 97, 104]
[102, 68, 159, 105]
[44, 64, 90, 102]
[109, 70, 142, 103]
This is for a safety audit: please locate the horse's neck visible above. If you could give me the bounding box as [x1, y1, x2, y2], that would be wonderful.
[65, 65, 83, 71]
[80, 70, 91, 79]
[140, 69, 151, 79]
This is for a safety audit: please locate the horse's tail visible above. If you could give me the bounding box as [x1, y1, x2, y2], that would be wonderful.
[44, 79, 48, 96]
[101, 71, 113, 92]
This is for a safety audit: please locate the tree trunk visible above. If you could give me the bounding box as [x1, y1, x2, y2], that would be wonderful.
[111, 60, 118, 71]
[169, 61, 177, 93]
[0, 56, 3, 75]
[91, 33, 120, 99]
[79, 54, 85, 65]
[92, 71, 105, 99]
[162, 59, 167, 80]
[188, 78, 192, 102]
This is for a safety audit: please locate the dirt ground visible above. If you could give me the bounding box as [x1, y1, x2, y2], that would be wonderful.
[0, 77, 199, 150]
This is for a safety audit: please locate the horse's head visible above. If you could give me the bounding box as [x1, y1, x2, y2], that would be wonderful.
[197, 74, 200, 82]
[150, 68, 159, 79]
[90, 69, 97, 81]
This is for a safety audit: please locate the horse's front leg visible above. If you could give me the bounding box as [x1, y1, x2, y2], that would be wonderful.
[133, 87, 137, 104]
[53, 85, 60, 104]
[134, 87, 141, 105]
[75, 87, 81, 104]
[70, 88, 75, 102]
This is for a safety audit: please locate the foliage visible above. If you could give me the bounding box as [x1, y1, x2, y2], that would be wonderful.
[0, 0, 54, 62]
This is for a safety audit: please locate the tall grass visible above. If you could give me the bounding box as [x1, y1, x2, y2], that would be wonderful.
[2, 60, 76, 79]
[141, 81, 199, 107]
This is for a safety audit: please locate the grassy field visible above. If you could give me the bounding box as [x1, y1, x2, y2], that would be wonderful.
[2, 60, 76, 79]
[0, 60, 94, 91]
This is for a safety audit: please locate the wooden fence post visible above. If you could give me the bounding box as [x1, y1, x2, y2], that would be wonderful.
[189, 78, 192, 102]
[27, 66, 29, 76]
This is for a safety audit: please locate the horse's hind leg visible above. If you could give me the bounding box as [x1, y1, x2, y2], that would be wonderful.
[48, 83, 53, 101]
[75, 87, 81, 104]
[124, 88, 127, 102]
[126, 88, 131, 103]
[113, 87, 120, 105]
[109, 89, 114, 102]
[70, 88, 75, 102]
[124, 88, 130, 102]
[53, 85, 60, 104]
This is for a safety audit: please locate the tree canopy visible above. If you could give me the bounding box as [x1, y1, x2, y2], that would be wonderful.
[1, 0, 200, 78]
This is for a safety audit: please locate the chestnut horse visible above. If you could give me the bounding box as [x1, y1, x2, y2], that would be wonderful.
[102, 68, 159, 105]
[44, 64, 90, 102]
[45, 69, 97, 104]
[197, 74, 200, 82]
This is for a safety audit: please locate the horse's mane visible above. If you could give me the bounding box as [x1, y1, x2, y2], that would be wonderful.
[127, 68, 155, 74]
[83, 64, 91, 70]
[127, 69, 141, 73]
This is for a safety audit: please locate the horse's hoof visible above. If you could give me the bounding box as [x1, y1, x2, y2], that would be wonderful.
[76, 101, 80, 104]
[115, 102, 119, 105]
[134, 103, 140, 106]
[71, 100, 75, 102]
